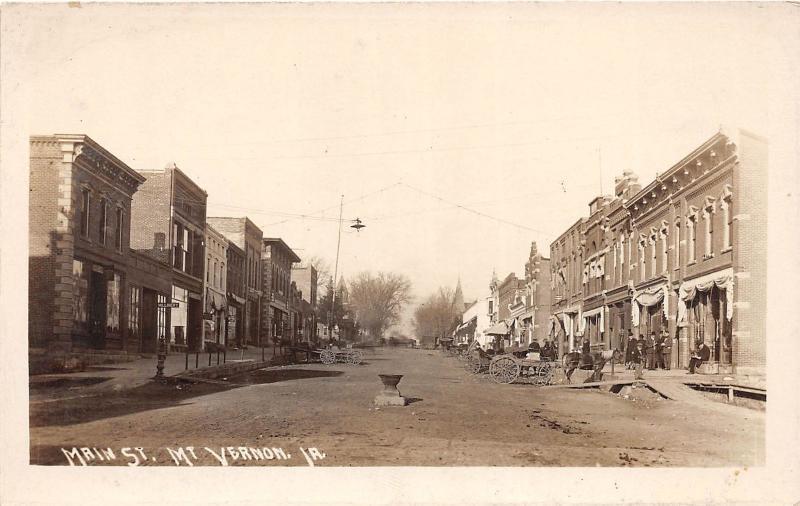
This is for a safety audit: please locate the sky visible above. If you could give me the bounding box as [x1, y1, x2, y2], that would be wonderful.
[3, 3, 797, 334]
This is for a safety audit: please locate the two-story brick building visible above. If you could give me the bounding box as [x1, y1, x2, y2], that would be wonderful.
[131, 164, 207, 351]
[29, 135, 146, 361]
[261, 238, 301, 345]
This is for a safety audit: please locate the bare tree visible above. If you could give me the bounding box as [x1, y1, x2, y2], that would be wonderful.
[412, 286, 461, 345]
[348, 271, 413, 340]
[306, 254, 332, 294]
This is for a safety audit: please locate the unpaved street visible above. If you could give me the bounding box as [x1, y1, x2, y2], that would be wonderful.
[30, 348, 764, 466]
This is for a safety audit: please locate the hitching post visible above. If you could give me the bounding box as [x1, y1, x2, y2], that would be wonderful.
[155, 335, 167, 378]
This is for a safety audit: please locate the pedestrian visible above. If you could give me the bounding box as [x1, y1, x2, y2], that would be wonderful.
[632, 341, 645, 380]
[658, 329, 672, 370]
[645, 332, 657, 370]
[625, 331, 637, 369]
[581, 337, 592, 368]
[688, 340, 711, 374]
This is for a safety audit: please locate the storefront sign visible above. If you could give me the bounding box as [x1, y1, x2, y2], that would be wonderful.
[158, 302, 180, 308]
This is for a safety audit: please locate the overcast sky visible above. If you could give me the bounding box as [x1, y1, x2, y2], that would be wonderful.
[5, 3, 797, 333]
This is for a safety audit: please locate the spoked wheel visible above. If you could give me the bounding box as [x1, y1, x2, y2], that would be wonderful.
[465, 356, 482, 374]
[320, 350, 336, 365]
[347, 350, 363, 365]
[489, 356, 519, 384]
[532, 364, 551, 386]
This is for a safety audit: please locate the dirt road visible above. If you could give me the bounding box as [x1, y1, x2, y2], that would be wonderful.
[30, 347, 764, 466]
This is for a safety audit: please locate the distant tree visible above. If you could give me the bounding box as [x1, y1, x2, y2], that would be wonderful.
[413, 286, 461, 345]
[347, 271, 413, 340]
[306, 255, 332, 295]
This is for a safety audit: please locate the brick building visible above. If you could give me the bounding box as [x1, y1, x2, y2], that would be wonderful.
[29, 134, 145, 359]
[549, 128, 766, 375]
[224, 241, 246, 347]
[206, 217, 263, 347]
[131, 164, 207, 351]
[292, 263, 319, 343]
[522, 242, 552, 348]
[549, 218, 585, 356]
[204, 223, 228, 346]
[261, 238, 301, 345]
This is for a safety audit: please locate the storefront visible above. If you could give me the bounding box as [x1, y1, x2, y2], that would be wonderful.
[170, 284, 202, 351]
[580, 306, 605, 349]
[205, 288, 227, 346]
[70, 258, 125, 351]
[632, 284, 669, 339]
[677, 268, 734, 372]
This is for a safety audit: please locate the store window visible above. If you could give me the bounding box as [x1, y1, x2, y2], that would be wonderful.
[171, 286, 188, 345]
[106, 272, 121, 332]
[129, 285, 141, 336]
[72, 260, 89, 331]
[157, 294, 169, 342]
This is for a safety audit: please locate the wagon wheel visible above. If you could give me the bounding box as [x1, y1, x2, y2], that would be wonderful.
[489, 356, 519, 384]
[531, 364, 550, 386]
[465, 356, 482, 374]
[347, 350, 363, 365]
[320, 350, 336, 365]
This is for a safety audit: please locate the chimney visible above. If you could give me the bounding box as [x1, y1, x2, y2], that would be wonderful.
[615, 170, 641, 200]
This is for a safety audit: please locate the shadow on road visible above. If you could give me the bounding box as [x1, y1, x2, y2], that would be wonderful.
[405, 397, 423, 404]
[227, 368, 343, 385]
[30, 377, 112, 391]
[30, 379, 234, 428]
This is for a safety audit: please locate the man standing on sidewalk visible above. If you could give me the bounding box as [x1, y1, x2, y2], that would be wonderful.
[658, 329, 672, 370]
[645, 332, 657, 370]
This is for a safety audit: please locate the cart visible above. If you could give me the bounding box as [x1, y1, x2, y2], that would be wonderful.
[488, 354, 561, 386]
[288, 346, 363, 366]
[320, 347, 364, 366]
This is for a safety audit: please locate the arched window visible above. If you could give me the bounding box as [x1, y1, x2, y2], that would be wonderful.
[703, 197, 716, 258]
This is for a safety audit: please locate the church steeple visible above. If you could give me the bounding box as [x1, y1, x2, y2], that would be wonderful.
[453, 277, 465, 312]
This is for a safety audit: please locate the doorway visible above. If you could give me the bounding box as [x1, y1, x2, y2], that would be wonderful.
[89, 270, 106, 349]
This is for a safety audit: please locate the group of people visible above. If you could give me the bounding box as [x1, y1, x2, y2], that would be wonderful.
[624, 330, 672, 371]
[525, 340, 558, 362]
[623, 329, 712, 377]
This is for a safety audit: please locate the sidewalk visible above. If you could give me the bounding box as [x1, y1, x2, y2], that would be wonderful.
[597, 362, 766, 390]
[29, 345, 284, 402]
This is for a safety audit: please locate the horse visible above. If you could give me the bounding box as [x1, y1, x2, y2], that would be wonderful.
[561, 349, 623, 383]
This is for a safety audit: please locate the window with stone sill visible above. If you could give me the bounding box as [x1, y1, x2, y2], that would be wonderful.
[115, 208, 124, 252]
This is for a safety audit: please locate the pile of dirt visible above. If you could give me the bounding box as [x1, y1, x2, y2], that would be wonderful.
[617, 384, 664, 407]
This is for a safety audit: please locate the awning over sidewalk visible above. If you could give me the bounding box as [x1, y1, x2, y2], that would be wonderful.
[631, 283, 668, 327]
[485, 321, 509, 335]
[677, 267, 734, 326]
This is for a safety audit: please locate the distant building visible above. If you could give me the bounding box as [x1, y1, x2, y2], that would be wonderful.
[292, 264, 319, 343]
[224, 241, 246, 347]
[207, 217, 263, 347]
[261, 237, 301, 344]
[521, 242, 551, 347]
[204, 223, 228, 346]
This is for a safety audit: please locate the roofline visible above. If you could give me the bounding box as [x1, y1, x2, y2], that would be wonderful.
[37, 134, 146, 184]
[263, 237, 301, 263]
[624, 131, 726, 210]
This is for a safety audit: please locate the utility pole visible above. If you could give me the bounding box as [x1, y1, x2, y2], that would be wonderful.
[328, 195, 344, 341]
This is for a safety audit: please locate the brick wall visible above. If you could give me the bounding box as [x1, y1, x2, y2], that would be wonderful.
[130, 171, 171, 264]
[731, 130, 768, 375]
[29, 139, 62, 348]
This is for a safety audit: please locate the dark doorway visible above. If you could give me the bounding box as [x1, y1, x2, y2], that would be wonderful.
[187, 296, 202, 351]
[141, 289, 158, 353]
[89, 270, 106, 349]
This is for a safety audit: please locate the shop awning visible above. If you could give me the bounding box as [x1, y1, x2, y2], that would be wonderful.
[485, 321, 509, 335]
[677, 267, 734, 325]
